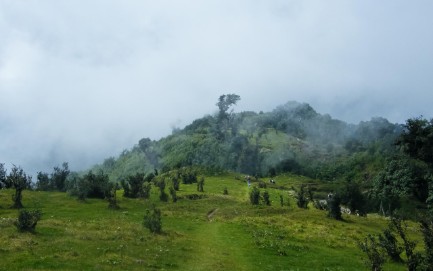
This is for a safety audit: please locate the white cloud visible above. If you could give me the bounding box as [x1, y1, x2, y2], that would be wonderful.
[1, 0, 433, 174]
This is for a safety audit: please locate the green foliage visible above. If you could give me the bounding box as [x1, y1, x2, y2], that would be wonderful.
[396, 117, 433, 165]
[143, 205, 162, 234]
[0, 163, 7, 188]
[197, 177, 204, 192]
[155, 178, 168, 202]
[15, 209, 42, 232]
[68, 170, 110, 200]
[262, 191, 270, 206]
[121, 173, 145, 198]
[295, 184, 311, 209]
[339, 181, 367, 215]
[7, 165, 32, 209]
[327, 193, 342, 220]
[390, 217, 422, 271]
[249, 187, 260, 205]
[358, 234, 386, 271]
[223, 187, 228, 195]
[141, 182, 152, 199]
[420, 219, 433, 270]
[378, 228, 403, 262]
[106, 182, 119, 209]
[169, 187, 177, 203]
[35, 163, 70, 192]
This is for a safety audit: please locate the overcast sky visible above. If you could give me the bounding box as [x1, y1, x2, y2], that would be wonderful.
[1, 0, 433, 175]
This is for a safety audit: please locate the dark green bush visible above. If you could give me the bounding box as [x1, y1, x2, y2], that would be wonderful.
[143, 205, 162, 234]
[250, 187, 260, 205]
[15, 209, 42, 232]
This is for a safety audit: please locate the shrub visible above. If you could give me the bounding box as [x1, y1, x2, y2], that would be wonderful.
[197, 177, 204, 192]
[15, 209, 42, 232]
[169, 187, 177, 203]
[141, 182, 152, 199]
[223, 187, 228, 195]
[143, 205, 162, 233]
[250, 187, 260, 205]
[262, 191, 271, 206]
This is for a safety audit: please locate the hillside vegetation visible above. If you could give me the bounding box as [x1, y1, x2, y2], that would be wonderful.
[2, 95, 433, 270]
[0, 173, 410, 271]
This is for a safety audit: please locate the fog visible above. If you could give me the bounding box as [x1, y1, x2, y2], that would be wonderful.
[1, 0, 433, 175]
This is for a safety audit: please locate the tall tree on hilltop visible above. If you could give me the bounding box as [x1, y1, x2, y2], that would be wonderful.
[214, 94, 240, 140]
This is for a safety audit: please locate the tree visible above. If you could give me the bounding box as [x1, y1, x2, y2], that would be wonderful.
[358, 234, 386, 271]
[327, 193, 342, 220]
[295, 184, 311, 209]
[214, 94, 241, 140]
[377, 228, 403, 262]
[143, 205, 162, 234]
[7, 165, 31, 209]
[36, 172, 50, 191]
[121, 173, 145, 198]
[390, 217, 422, 271]
[50, 162, 70, 192]
[420, 219, 433, 270]
[396, 117, 433, 165]
[339, 181, 367, 215]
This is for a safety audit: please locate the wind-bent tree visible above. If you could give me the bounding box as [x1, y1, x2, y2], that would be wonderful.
[7, 165, 32, 209]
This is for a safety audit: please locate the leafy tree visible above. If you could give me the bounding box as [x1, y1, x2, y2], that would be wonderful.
[141, 182, 152, 199]
[143, 205, 162, 234]
[51, 162, 70, 192]
[377, 228, 403, 262]
[7, 165, 31, 209]
[358, 234, 386, 271]
[420, 219, 433, 270]
[327, 193, 342, 220]
[121, 173, 145, 198]
[339, 181, 367, 215]
[155, 179, 168, 202]
[295, 184, 311, 209]
[36, 172, 50, 191]
[390, 217, 422, 271]
[396, 117, 433, 165]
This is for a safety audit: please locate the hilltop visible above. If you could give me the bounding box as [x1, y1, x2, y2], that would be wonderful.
[91, 96, 402, 185]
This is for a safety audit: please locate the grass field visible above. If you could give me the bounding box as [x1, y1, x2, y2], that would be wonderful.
[0, 173, 413, 270]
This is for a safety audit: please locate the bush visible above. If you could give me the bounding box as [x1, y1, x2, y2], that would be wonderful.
[250, 187, 260, 205]
[141, 182, 152, 199]
[143, 205, 162, 233]
[197, 177, 204, 192]
[15, 209, 42, 232]
[223, 187, 228, 195]
[262, 191, 271, 206]
[169, 187, 177, 203]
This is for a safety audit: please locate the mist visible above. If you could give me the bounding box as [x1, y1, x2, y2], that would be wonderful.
[1, 0, 433, 175]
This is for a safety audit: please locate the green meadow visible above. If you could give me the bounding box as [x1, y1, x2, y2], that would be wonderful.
[0, 174, 413, 270]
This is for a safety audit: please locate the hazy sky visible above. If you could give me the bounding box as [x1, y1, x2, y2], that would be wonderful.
[1, 0, 433, 175]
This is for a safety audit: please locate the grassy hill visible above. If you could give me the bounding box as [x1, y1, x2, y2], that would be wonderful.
[0, 173, 414, 271]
